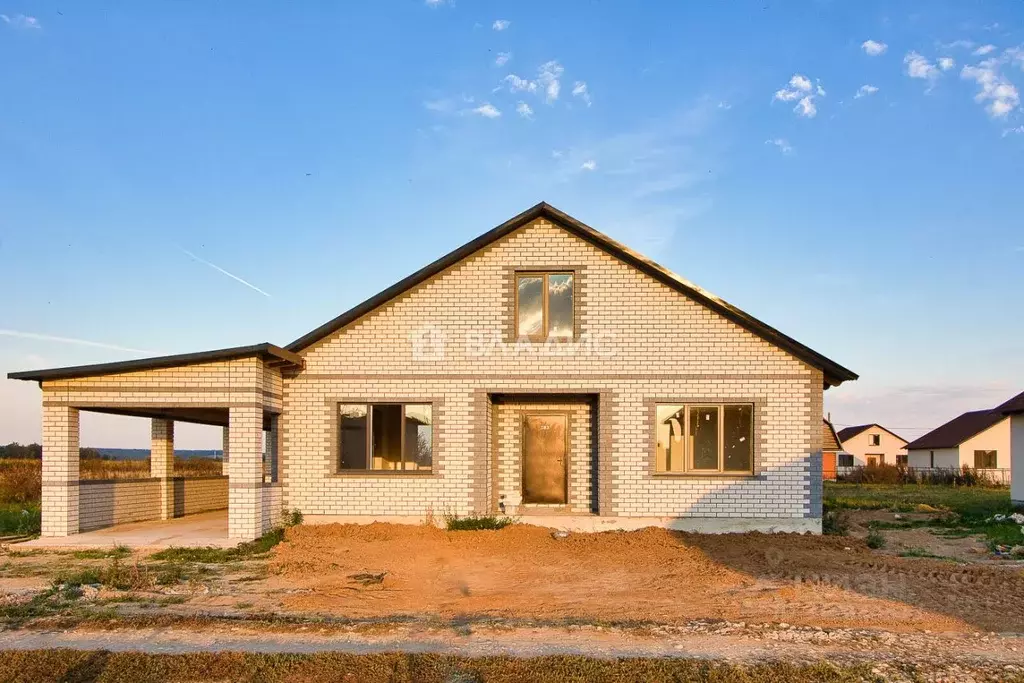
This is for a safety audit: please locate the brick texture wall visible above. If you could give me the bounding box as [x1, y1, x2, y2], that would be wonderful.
[283, 218, 824, 522]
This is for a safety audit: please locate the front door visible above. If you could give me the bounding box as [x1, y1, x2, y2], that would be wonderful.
[521, 413, 568, 504]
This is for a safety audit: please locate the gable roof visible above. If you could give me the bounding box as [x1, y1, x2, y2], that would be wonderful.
[7, 343, 303, 383]
[287, 202, 857, 387]
[836, 423, 907, 445]
[904, 409, 1008, 450]
[823, 419, 842, 451]
[995, 390, 1024, 415]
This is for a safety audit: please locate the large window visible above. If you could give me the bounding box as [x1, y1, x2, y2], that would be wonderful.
[515, 272, 574, 340]
[974, 450, 997, 469]
[337, 403, 433, 472]
[655, 404, 753, 474]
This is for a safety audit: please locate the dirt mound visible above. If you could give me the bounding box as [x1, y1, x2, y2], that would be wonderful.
[264, 523, 1015, 632]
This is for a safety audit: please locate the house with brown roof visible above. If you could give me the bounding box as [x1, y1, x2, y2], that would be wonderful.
[995, 392, 1024, 503]
[822, 418, 843, 480]
[8, 203, 857, 541]
[904, 390, 1024, 484]
[836, 424, 908, 467]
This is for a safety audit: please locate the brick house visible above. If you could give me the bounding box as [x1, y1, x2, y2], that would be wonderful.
[9, 203, 857, 540]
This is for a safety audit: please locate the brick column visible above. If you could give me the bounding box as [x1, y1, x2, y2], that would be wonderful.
[151, 418, 175, 520]
[228, 405, 265, 540]
[221, 426, 230, 467]
[41, 405, 80, 537]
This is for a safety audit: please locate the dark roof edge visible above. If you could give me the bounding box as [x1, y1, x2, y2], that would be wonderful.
[6, 343, 303, 382]
[286, 202, 858, 386]
[995, 391, 1024, 415]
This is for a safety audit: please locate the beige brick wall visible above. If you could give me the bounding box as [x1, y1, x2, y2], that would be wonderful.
[77, 477, 228, 531]
[283, 218, 823, 522]
[79, 479, 161, 531]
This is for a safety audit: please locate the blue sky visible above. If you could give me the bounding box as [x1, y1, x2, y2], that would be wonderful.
[1, 1, 1023, 448]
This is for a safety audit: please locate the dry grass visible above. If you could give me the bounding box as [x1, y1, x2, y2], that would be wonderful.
[0, 650, 881, 683]
[0, 458, 222, 507]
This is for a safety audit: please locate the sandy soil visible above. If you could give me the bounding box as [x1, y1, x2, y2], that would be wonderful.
[266, 523, 1024, 633]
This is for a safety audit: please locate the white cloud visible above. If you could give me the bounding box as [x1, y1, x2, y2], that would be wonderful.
[717, 101, 731, 110]
[0, 13, 40, 29]
[516, 101, 533, 118]
[904, 51, 940, 83]
[495, 52, 511, 67]
[765, 138, 794, 155]
[572, 80, 591, 106]
[941, 39, 975, 50]
[424, 0, 450, 7]
[961, 56, 1020, 118]
[538, 60, 563, 102]
[503, 73, 537, 93]
[861, 40, 888, 56]
[938, 57, 955, 71]
[551, 150, 563, 158]
[492, 19, 510, 31]
[423, 98, 454, 113]
[471, 102, 501, 118]
[1002, 125, 1024, 136]
[789, 74, 813, 91]
[973, 44, 997, 56]
[774, 74, 823, 117]
[0, 330, 157, 355]
[854, 84, 879, 98]
[773, 88, 801, 102]
[795, 96, 817, 118]
[580, 160, 597, 171]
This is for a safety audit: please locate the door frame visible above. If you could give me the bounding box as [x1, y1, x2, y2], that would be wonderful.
[520, 410, 570, 505]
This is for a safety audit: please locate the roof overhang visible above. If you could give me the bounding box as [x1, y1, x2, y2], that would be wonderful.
[286, 202, 858, 387]
[6, 343, 303, 383]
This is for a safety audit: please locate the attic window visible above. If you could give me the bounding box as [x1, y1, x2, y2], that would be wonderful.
[515, 272, 574, 340]
[869, 434, 881, 446]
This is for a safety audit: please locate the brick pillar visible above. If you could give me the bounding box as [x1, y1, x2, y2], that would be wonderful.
[41, 405, 80, 537]
[151, 419, 175, 520]
[221, 426, 230, 467]
[228, 405, 265, 540]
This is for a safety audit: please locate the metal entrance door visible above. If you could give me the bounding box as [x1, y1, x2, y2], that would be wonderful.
[521, 413, 568, 504]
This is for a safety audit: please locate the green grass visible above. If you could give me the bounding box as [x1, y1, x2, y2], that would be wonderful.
[71, 546, 131, 561]
[825, 483, 1024, 552]
[443, 513, 516, 531]
[898, 548, 959, 562]
[865, 530, 886, 549]
[0, 503, 40, 536]
[149, 527, 285, 564]
[824, 482, 1018, 519]
[0, 650, 891, 683]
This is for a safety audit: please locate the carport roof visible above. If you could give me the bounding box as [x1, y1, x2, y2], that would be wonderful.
[6, 342, 303, 383]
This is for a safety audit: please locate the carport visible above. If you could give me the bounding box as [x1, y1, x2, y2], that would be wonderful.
[8, 343, 302, 543]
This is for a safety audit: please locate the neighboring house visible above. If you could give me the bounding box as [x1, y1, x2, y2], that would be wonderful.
[836, 424, 908, 467]
[822, 419, 843, 480]
[904, 410, 1012, 479]
[8, 202, 857, 540]
[995, 392, 1024, 503]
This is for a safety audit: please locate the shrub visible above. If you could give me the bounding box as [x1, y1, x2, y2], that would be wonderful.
[443, 512, 515, 531]
[822, 509, 849, 536]
[866, 530, 886, 549]
[0, 460, 41, 505]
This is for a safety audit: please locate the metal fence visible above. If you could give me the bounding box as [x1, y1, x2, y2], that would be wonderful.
[832, 465, 1011, 486]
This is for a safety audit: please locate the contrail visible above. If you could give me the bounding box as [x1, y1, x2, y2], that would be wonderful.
[0, 330, 159, 354]
[181, 248, 271, 298]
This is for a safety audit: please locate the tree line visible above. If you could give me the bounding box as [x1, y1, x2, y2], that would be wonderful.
[0, 443, 104, 460]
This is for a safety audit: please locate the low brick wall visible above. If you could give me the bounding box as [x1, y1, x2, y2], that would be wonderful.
[79, 476, 228, 532]
[79, 479, 161, 531]
[261, 484, 282, 532]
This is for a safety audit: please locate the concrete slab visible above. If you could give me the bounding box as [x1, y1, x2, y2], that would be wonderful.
[19, 510, 233, 550]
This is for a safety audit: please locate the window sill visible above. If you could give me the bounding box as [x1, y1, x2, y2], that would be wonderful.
[652, 472, 759, 480]
[329, 470, 436, 478]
